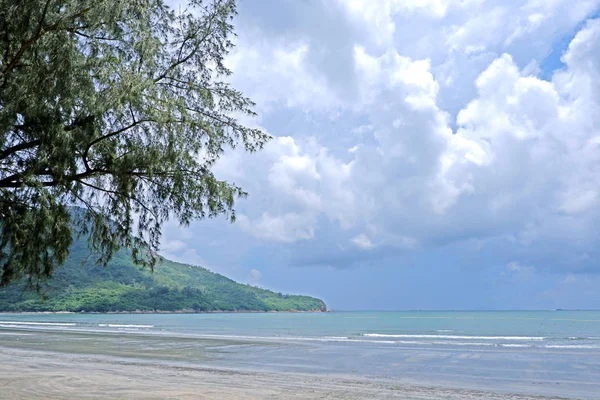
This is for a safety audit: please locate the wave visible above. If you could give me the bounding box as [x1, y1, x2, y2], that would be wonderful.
[0, 321, 76, 326]
[362, 333, 545, 341]
[387, 341, 535, 348]
[0, 324, 597, 350]
[194, 334, 401, 344]
[184, 334, 542, 348]
[0, 321, 154, 329]
[398, 341, 495, 347]
[567, 336, 600, 341]
[98, 324, 154, 328]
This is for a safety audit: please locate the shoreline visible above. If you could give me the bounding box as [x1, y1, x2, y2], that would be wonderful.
[0, 311, 598, 400]
[0, 347, 572, 400]
[0, 309, 329, 315]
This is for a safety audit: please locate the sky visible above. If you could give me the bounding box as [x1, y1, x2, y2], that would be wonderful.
[161, 0, 600, 311]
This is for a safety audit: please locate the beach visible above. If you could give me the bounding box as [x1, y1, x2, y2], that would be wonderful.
[0, 347, 572, 400]
[1, 311, 599, 399]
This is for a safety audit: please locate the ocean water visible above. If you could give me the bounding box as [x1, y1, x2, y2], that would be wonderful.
[1, 310, 600, 398]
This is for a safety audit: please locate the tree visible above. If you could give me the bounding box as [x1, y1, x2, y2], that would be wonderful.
[0, 0, 269, 287]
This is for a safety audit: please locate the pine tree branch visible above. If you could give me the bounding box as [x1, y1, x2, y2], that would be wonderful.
[0, 139, 41, 160]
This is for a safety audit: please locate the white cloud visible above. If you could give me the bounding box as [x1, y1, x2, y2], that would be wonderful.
[351, 234, 375, 250]
[226, 41, 341, 111]
[161, 247, 207, 268]
[558, 188, 598, 215]
[163, 2, 600, 275]
[502, 261, 535, 284]
[248, 269, 262, 286]
[160, 239, 187, 253]
[237, 212, 316, 243]
[217, 17, 600, 269]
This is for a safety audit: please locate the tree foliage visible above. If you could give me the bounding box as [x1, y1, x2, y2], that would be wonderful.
[0, 0, 269, 286]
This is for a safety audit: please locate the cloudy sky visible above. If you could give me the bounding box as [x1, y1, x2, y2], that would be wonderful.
[161, 0, 600, 310]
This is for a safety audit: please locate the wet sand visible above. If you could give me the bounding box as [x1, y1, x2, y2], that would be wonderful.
[0, 348, 572, 400]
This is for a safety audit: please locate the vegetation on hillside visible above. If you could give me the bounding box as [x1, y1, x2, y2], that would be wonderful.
[0, 236, 326, 313]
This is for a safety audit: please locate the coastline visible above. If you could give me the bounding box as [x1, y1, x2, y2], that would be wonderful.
[0, 309, 328, 315]
[1, 311, 599, 399]
[0, 347, 570, 400]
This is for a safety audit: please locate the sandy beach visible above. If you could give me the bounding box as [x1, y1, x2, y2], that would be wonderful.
[1, 312, 598, 399]
[0, 347, 573, 400]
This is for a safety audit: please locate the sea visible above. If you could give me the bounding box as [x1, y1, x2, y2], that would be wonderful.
[1, 310, 600, 398]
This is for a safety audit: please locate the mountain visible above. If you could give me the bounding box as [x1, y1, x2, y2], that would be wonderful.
[0, 235, 326, 313]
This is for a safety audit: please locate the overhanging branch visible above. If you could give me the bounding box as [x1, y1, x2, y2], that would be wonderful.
[0, 139, 41, 160]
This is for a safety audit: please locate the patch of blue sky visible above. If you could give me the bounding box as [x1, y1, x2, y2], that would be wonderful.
[540, 9, 600, 80]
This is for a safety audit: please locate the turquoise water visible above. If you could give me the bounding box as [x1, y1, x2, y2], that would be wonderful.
[2, 310, 600, 398]
[4, 310, 600, 346]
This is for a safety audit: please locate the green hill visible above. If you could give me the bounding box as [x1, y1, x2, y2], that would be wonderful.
[0, 236, 326, 313]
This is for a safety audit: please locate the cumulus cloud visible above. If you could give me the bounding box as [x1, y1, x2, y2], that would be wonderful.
[237, 212, 316, 243]
[162, 1, 600, 281]
[231, 8, 599, 270]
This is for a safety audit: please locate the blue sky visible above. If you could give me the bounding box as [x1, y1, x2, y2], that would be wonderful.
[162, 0, 600, 310]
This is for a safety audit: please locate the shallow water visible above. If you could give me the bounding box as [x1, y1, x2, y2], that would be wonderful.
[1, 310, 600, 398]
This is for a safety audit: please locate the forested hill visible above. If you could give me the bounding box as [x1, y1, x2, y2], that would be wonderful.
[0, 236, 326, 313]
